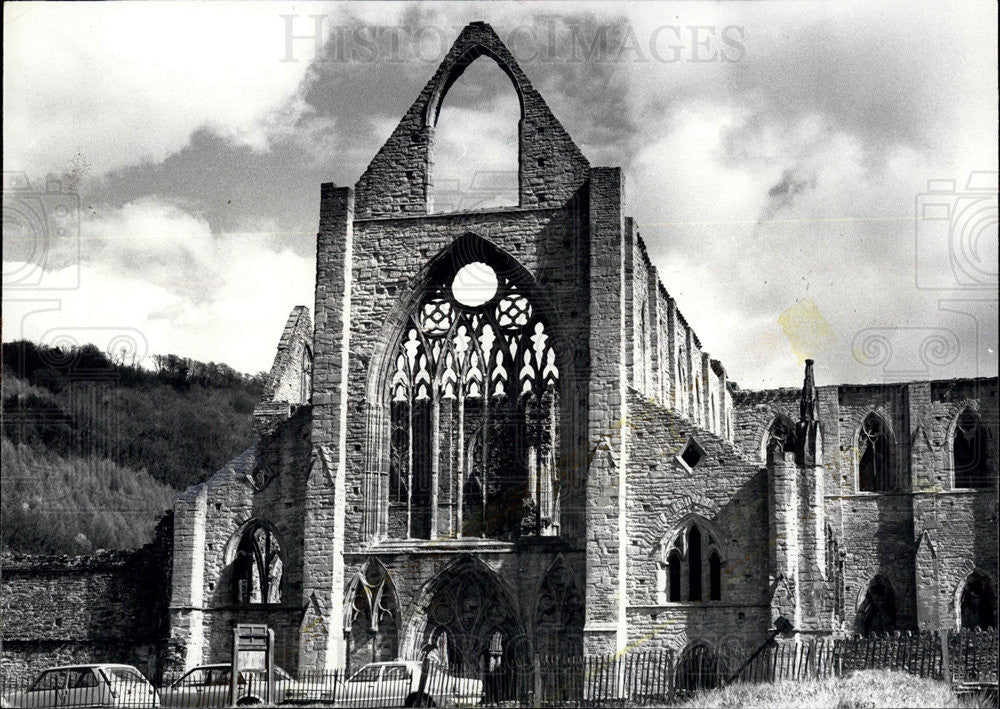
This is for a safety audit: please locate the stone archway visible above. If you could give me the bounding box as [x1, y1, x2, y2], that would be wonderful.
[406, 557, 527, 673]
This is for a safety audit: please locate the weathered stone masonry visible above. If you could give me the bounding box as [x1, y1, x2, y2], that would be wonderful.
[2, 22, 995, 677]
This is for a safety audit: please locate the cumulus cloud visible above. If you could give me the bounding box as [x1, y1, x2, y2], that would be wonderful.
[2, 2, 344, 177]
[3, 2, 996, 387]
[3, 198, 314, 373]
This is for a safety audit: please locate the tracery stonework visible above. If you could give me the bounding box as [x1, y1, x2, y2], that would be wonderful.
[384, 256, 560, 540]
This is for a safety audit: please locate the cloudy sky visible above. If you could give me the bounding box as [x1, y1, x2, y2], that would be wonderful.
[4, 1, 997, 388]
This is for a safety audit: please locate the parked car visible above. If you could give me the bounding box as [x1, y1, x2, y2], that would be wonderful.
[159, 664, 295, 707]
[283, 661, 481, 708]
[2, 665, 159, 709]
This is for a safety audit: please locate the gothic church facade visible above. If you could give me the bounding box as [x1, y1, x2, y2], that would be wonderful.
[165, 23, 998, 673]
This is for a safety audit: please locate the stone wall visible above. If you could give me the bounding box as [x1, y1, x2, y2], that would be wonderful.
[166, 407, 313, 673]
[624, 391, 771, 650]
[1, 514, 172, 683]
[733, 376, 998, 637]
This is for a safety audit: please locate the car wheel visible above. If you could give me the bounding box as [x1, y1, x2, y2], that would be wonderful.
[236, 697, 262, 706]
[405, 693, 436, 708]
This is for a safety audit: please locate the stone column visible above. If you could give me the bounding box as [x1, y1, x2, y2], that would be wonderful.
[768, 447, 800, 630]
[584, 167, 629, 655]
[300, 183, 354, 670]
[166, 484, 207, 672]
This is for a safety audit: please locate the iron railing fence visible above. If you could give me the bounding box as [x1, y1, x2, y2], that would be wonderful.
[1, 628, 995, 708]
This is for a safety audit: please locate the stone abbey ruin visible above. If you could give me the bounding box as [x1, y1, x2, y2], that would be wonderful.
[2, 22, 997, 679]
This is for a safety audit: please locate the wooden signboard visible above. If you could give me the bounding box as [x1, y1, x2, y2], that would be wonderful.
[232, 624, 275, 703]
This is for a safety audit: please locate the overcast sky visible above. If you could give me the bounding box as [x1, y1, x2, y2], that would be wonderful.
[4, 1, 997, 388]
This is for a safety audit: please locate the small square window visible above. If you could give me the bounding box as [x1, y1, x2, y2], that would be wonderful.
[678, 437, 706, 470]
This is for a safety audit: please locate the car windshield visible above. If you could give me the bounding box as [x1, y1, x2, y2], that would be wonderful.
[349, 666, 381, 683]
[383, 666, 410, 681]
[30, 671, 63, 691]
[103, 668, 146, 684]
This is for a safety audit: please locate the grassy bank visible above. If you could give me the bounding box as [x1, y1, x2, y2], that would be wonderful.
[678, 670, 989, 708]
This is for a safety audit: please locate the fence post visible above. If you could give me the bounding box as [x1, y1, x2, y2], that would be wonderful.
[416, 656, 430, 703]
[533, 653, 541, 705]
[939, 628, 951, 685]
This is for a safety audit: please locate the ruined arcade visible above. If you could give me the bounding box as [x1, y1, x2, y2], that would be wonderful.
[147, 23, 1000, 674]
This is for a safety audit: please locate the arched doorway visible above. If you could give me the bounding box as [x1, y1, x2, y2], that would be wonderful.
[408, 557, 526, 674]
[858, 575, 897, 635]
[673, 643, 725, 697]
[959, 571, 997, 630]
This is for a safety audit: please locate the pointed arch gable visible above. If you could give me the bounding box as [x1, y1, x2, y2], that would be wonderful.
[954, 569, 998, 630]
[223, 518, 286, 606]
[343, 557, 402, 629]
[354, 22, 590, 217]
[854, 573, 897, 612]
[654, 513, 727, 562]
[855, 573, 899, 635]
[855, 410, 897, 492]
[223, 517, 286, 565]
[947, 405, 995, 489]
[851, 408, 897, 448]
[409, 554, 522, 621]
[425, 45, 526, 127]
[531, 554, 585, 631]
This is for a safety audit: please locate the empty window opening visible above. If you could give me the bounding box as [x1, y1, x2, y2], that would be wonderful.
[762, 415, 798, 462]
[688, 525, 703, 601]
[859, 576, 896, 635]
[387, 249, 560, 541]
[656, 519, 724, 603]
[679, 437, 705, 470]
[430, 57, 519, 213]
[709, 551, 722, 601]
[668, 551, 682, 602]
[954, 410, 991, 489]
[960, 572, 996, 630]
[858, 414, 894, 492]
[229, 520, 283, 605]
[452, 262, 498, 307]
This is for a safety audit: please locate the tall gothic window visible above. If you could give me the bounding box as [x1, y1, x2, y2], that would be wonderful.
[960, 572, 997, 630]
[388, 254, 559, 540]
[657, 519, 724, 603]
[858, 414, 894, 492]
[230, 520, 283, 605]
[953, 410, 991, 489]
[859, 575, 896, 635]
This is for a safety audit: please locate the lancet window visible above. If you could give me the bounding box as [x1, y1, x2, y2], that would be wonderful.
[858, 414, 894, 492]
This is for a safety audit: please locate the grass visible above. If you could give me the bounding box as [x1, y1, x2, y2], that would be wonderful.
[677, 670, 993, 708]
